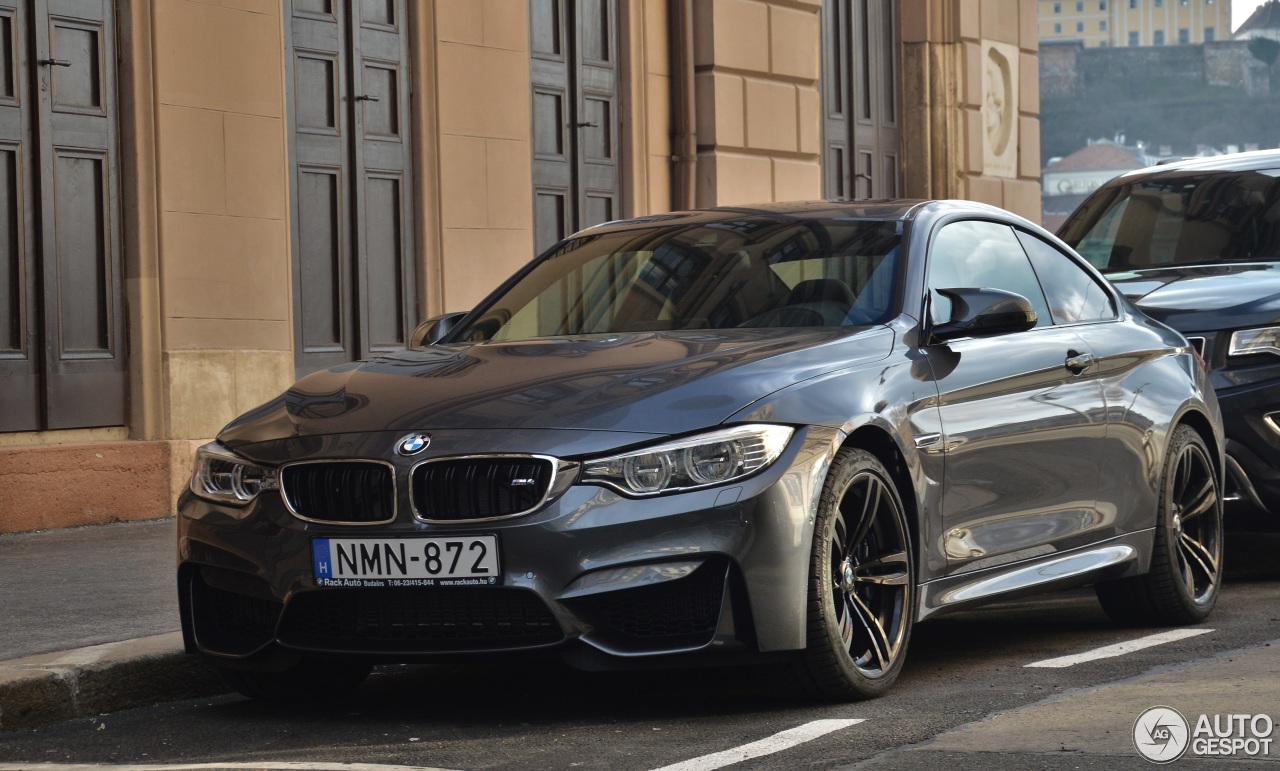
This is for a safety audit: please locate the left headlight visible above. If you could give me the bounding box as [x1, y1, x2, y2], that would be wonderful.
[581, 424, 794, 497]
[1229, 326, 1280, 358]
[190, 443, 279, 505]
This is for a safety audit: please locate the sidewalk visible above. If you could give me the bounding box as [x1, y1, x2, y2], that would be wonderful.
[0, 519, 225, 731]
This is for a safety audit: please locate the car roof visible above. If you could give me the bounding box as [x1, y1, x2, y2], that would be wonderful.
[1115, 148, 1280, 180]
[575, 199, 1022, 237]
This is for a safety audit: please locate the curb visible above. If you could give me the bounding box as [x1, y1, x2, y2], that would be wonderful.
[0, 633, 227, 732]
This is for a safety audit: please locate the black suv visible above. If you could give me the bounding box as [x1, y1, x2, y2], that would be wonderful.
[1060, 151, 1280, 526]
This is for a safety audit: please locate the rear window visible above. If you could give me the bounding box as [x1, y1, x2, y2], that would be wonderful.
[1059, 168, 1280, 271]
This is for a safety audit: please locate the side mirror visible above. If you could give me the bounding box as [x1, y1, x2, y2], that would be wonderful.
[930, 287, 1037, 343]
[410, 312, 468, 349]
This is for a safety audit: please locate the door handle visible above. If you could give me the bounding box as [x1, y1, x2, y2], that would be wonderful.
[575, 121, 599, 128]
[1065, 350, 1095, 375]
[354, 94, 380, 102]
[39, 58, 72, 67]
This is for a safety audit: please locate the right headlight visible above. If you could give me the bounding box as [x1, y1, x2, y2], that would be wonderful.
[1229, 327, 1280, 358]
[581, 424, 794, 497]
[190, 443, 279, 505]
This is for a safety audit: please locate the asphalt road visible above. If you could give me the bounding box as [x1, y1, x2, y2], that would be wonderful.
[1, 535, 1278, 771]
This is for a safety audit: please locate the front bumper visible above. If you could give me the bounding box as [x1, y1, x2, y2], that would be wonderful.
[1200, 338, 1280, 516]
[177, 426, 841, 669]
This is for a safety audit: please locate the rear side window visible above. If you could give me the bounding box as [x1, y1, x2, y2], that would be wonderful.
[1015, 231, 1116, 324]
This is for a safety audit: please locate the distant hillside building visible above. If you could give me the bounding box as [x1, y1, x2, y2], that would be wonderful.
[1234, 0, 1280, 39]
[1038, 0, 1231, 48]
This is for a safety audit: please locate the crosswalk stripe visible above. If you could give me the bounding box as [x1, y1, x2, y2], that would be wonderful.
[1025, 628, 1215, 668]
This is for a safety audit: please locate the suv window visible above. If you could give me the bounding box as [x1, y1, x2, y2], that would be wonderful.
[1060, 168, 1280, 271]
[927, 220, 1052, 327]
[1015, 230, 1116, 324]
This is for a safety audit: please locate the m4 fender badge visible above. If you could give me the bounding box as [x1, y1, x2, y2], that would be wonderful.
[396, 433, 431, 456]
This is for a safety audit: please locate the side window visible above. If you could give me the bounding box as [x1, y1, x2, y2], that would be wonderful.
[927, 220, 1052, 327]
[1016, 231, 1118, 324]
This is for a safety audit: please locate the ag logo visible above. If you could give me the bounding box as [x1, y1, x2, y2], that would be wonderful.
[395, 433, 431, 456]
[1134, 706, 1190, 763]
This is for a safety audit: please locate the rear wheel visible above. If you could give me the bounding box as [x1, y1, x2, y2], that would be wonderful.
[1096, 424, 1222, 625]
[796, 448, 915, 701]
[217, 659, 372, 702]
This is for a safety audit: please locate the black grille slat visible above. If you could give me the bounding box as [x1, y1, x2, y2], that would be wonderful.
[278, 587, 563, 652]
[281, 462, 394, 524]
[413, 457, 553, 521]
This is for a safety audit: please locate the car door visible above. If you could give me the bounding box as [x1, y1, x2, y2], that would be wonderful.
[921, 220, 1109, 575]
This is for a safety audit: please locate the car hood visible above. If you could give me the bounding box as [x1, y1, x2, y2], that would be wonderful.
[217, 326, 895, 448]
[1105, 262, 1280, 331]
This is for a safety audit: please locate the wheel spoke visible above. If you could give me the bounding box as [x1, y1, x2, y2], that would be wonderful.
[1179, 532, 1218, 586]
[848, 591, 894, 670]
[836, 599, 856, 649]
[1179, 477, 1216, 522]
[854, 550, 910, 586]
[1176, 450, 1192, 500]
[845, 477, 881, 556]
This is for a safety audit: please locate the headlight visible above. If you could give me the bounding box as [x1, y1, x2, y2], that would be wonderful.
[190, 443, 279, 505]
[1229, 327, 1280, 358]
[582, 424, 794, 496]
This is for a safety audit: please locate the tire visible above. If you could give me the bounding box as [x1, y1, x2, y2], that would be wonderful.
[1096, 424, 1222, 626]
[217, 659, 372, 702]
[796, 448, 915, 701]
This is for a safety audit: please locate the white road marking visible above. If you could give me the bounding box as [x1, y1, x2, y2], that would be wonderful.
[1024, 628, 1215, 668]
[0, 764, 457, 771]
[647, 718, 865, 771]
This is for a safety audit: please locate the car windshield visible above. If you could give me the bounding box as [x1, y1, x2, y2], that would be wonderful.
[455, 218, 902, 342]
[1059, 168, 1280, 272]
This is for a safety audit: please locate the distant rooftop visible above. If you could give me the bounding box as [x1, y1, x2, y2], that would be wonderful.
[1044, 142, 1145, 173]
[1237, 0, 1280, 35]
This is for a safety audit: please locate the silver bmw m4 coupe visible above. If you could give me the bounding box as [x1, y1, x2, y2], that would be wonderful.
[178, 200, 1224, 701]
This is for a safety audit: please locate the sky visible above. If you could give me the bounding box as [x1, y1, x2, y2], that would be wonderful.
[1235, 0, 1268, 32]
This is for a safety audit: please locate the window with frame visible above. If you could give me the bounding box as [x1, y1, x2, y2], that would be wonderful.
[1129, 30, 1139, 45]
[1179, 28, 1190, 44]
[926, 221, 1052, 328]
[1154, 29, 1165, 44]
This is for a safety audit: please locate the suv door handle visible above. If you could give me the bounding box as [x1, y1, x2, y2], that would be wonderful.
[1065, 350, 1095, 375]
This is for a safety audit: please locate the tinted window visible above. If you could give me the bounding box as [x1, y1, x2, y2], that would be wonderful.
[1015, 231, 1116, 324]
[927, 220, 1052, 327]
[1060, 168, 1280, 271]
[457, 220, 902, 341]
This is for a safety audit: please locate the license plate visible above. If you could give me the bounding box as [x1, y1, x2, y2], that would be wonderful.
[312, 536, 501, 587]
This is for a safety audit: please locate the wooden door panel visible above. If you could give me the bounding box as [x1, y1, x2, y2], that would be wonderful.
[531, 0, 618, 253]
[0, 0, 38, 431]
[298, 166, 348, 358]
[290, 0, 414, 373]
[37, 0, 124, 429]
[363, 173, 405, 350]
[822, 0, 900, 200]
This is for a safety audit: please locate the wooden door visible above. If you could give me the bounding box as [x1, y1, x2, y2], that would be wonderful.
[530, 0, 619, 255]
[287, 0, 415, 375]
[822, 0, 901, 200]
[0, 0, 124, 432]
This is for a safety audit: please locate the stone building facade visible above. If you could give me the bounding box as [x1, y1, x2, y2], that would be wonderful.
[0, 0, 1041, 533]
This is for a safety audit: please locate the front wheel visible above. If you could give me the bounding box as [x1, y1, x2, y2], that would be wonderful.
[1096, 424, 1222, 625]
[796, 448, 915, 701]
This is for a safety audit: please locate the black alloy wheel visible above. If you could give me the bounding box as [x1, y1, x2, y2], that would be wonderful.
[1097, 424, 1222, 625]
[798, 448, 915, 700]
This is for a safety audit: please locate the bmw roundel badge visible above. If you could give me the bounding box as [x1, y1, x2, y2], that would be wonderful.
[395, 433, 431, 456]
